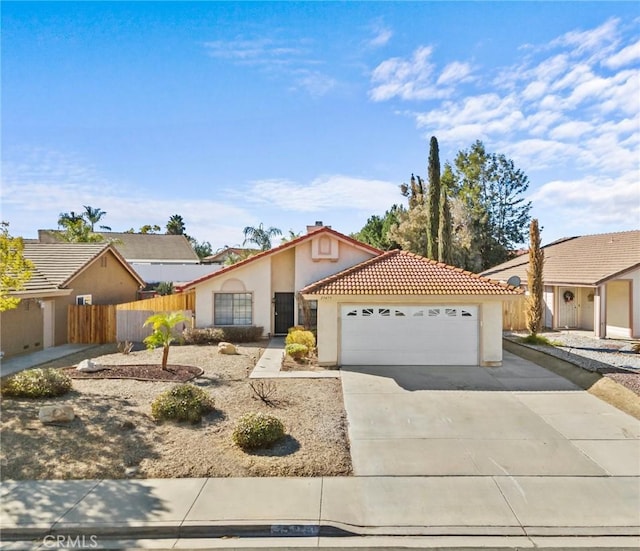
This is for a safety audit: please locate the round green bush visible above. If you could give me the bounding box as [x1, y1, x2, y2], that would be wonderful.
[285, 343, 308, 360]
[232, 412, 285, 450]
[151, 383, 215, 423]
[1, 368, 72, 398]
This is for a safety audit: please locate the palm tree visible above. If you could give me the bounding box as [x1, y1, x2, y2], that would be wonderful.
[57, 211, 84, 227]
[166, 214, 186, 235]
[280, 229, 302, 244]
[243, 223, 282, 251]
[83, 205, 111, 231]
[143, 311, 189, 370]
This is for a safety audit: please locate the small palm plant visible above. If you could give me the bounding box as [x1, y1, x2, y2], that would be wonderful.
[143, 311, 189, 370]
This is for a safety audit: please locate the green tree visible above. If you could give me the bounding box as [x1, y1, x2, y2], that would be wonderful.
[57, 213, 104, 243]
[189, 238, 213, 259]
[280, 230, 302, 244]
[426, 136, 441, 259]
[243, 223, 282, 251]
[354, 206, 403, 250]
[143, 311, 189, 369]
[526, 219, 544, 336]
[453, 140, 531, 270]
[0, 222, 34, 311]
[437, 164, 454, 264]
[83, 205, 111, 231]
[166, 214, 186, 235]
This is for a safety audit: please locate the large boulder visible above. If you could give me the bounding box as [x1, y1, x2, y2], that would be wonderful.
[39, 405, 75, 424]
[76, 359, 106, 372]
[218, 342, 237, 355]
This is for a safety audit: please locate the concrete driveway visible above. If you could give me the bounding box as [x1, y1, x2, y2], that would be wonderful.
[341, 351, 640, 476]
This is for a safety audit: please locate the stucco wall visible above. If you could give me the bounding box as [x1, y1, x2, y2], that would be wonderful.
[311, 295, 509, 367]
[0, 299, 44, 357]
[611, 267, 639, 338]
[52, 251, 141, 345]
[606, 279, 632, 338]
[193, 236, 376, 335]
[194, 256, 272, 332]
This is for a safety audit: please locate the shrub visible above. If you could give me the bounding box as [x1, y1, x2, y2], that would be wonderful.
[520, 334, 556, 346]
[285, 343, 308, 360]
[151, 384, 215, 423]
[183, 326, 264, 345]
[1, 368, 72, 398]
[632, 342, 640, 354]
[232, 412, 285, 450]
[285, 329, 315, 350]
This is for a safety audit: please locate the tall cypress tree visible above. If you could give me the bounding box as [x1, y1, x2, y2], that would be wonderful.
[437, 164, 453, 264]
[526, 219, 544, 335]
[426, 136, 441, 259]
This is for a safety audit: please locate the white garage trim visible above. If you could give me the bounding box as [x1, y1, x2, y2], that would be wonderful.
[340, 304, 479, 366]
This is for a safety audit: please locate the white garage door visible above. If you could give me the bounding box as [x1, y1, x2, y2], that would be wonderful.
[340, 305, 479, 366]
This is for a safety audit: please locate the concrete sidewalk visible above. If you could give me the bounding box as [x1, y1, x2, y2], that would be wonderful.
[2, 475, 639, 548]
[0, 344, 97, 377]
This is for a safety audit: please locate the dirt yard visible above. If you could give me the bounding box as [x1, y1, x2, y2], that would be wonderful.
[0, 343, 352, 480]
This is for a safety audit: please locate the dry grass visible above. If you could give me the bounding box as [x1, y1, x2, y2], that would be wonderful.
[0, 343, 352, 480]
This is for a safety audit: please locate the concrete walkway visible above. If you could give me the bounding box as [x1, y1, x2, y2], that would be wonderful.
[249, 337, 340, 379]
[0, 344, 97, 377]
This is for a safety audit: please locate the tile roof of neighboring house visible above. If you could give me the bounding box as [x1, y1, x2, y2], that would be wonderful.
[481, 230, 640, 286]
[300, 249, 522, 296]
[96, 232, 200, 262]
[20, 243, 144, 293]
[37, 230, 200, 263]
[180, 227, 382, 290]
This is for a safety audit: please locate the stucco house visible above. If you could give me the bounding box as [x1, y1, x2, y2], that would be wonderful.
[180, 224, 521, 367]
[482, 230, 640, 339]
[1, 243, 144, 358]
[37, 230, 220, 286]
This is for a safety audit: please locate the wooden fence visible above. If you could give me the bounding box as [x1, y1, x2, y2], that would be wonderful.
[117, 291, 195, 312]
[503, 296, 528, 331]
[68, 305, 117, 344]
[68, 291, 195, 344]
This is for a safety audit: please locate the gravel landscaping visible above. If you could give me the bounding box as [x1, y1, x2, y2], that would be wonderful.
[505, 330, 640, 395]
[0, 343, 352, 480]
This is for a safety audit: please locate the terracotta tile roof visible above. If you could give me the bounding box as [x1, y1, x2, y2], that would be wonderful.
[179, 227, 382, 290]
[20, 243, 144, 293]
[301, 250, 522, 296]
[481, 230, 640, 286]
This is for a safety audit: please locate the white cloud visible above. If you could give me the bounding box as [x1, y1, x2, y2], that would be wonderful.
[245, 175, 400, 213]
[291, 70, 337, 97]
[437, 62, 474, 85]
[604, 38, 640, 68]
[529, 174, 639, 228]
[548, 121, 592, 140]
[203, 38, 305, 65]
[0, 148, 253, 245]
[368, 24, 393, 48]
[551, 17, 620, 58]
[369, 46, 448, 101]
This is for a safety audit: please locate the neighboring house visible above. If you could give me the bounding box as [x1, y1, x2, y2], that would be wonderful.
[481, 230, 640, 339]
[180, 224, 521, 367]
[37, 230, 219, 286]
[201, 247, 260, 265]
[1, 243, 144, 358]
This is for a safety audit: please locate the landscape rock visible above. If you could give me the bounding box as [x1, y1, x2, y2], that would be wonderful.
[39, 405, 75, 424]
[76, 359, 106, 372]
[218, 342, 237, 355]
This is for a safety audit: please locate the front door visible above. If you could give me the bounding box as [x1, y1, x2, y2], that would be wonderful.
[274, 293, 294, 335]
[557, 286, 578, 328]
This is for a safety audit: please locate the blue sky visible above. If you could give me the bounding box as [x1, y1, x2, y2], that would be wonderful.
[2, 1, 639, 251]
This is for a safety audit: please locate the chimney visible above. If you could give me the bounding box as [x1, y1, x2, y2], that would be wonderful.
[306, 221, 329, 234]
